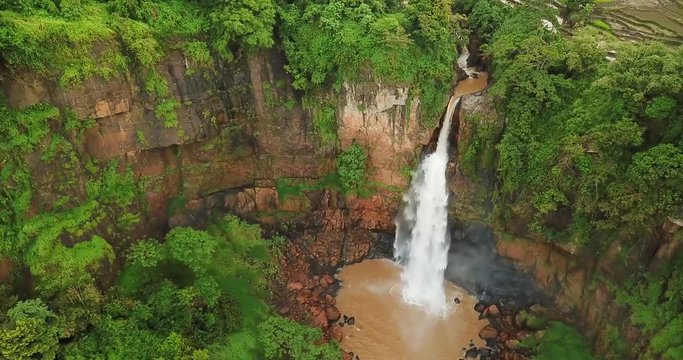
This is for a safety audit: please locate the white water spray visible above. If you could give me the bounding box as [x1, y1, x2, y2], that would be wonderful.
[394, 95, 460, 315]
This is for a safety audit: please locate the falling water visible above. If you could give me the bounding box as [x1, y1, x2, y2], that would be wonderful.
[394, 95, 460, 315]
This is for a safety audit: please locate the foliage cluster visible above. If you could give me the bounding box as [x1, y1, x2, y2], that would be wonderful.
[462, 2, 683, 246]
[521, 321, 594, 360]
[276, 142, 369, 202]
[1, 212, 340, 358]
[0, 94, 338, 358]
[279, 0, 467, 127]
[0, 0, 277, 127]
[336, 143, 368, 192]
[613, 256, 683, 359]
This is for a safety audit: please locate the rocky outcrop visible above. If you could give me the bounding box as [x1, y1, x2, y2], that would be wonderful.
[2, 44, 437, 258]
[340, 81, 431, 188]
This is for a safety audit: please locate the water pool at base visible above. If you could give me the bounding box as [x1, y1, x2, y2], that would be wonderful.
[335, 259, 486, 360]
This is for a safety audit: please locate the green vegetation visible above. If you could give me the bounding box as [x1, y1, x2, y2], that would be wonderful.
[458, 113, 499, 177]
[461, 2, 683, 248]
[522, 321, 594, 360]
[613, 257, 683, 359]
[279, 0, 466, 127]
[2, 1, 682, 359]
[0, 92, 338, 358]
[57, 215, 337, 358]
[458, 4, 682, 357]
[589, 19, 611, 31]
[337, 143, 368, 192]
[275, 142, 370, 202]
[1, 210, 341, 358]
[0, 0, 278, 128]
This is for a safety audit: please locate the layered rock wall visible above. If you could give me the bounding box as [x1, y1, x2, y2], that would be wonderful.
[1, 47, 440, 269]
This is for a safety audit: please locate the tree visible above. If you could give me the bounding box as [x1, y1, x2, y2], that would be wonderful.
[0, 299, 60, 360]
[258, 316, 341, 360]
[205, 0, 277, 60]
[336, 143, 368, 192]
[165, 227, 216, 273]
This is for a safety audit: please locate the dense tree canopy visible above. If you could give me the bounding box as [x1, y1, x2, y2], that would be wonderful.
[460, 2, 683, 246]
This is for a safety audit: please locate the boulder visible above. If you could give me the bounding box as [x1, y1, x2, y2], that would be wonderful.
[287, 282, 304, 291]
[323, 274, 335, 285]
[484, 304, 501, 318]
[479, 325, 499, 340]
[325, 294, 336, 305]
[326, 306, 342, 322]
[505, 339, 521, 350]
[478, 347, 492, 359]
[465, 347, 479, 358]
[311, 307, 328, 328]
[515, 331, 532, 341]
[330, 323, 344, 342]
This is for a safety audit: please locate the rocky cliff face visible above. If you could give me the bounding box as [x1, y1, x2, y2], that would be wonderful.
[1, 47, 439, 270]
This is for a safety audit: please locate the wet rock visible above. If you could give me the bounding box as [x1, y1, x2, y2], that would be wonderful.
[479, 325, 499, 340]
[453, 297, 461, 304]
[323, 274, 335, 285]
[500, 300, 520, 315]
[529, 304, 551, 316]
[326, 306, 341, 322]
[474, 301, 487, 313]
[330, 323, 344, 342]
[505, 339, 521, 350]
[485, 304, 501, 318]
[465, 347, 479, 358]
[503, 315, 516, 327]
[310, 306, 328, 328]
[346, 316, 356, 326]
[479, 347, 492, 359]
[287, 282, 304, 291]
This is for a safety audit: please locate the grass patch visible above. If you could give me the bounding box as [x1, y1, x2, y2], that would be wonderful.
[589, 19, 612, 31]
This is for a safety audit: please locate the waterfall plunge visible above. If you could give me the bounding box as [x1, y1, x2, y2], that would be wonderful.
[394, 95, 460, 316]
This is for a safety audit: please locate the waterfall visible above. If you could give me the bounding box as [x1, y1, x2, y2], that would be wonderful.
[394, 95, 460, 315]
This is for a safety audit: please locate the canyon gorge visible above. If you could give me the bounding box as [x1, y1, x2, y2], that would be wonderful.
[0, 0, 681, 359]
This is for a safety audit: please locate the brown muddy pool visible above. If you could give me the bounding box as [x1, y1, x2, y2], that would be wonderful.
[454, 72, 488, 99]
[335, 259, 486, 360]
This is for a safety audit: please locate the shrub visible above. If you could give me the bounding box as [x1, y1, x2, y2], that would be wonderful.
[336, 143, 368, 192]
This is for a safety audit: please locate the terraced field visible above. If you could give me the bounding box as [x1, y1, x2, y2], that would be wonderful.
[593, 1, 683, 45]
